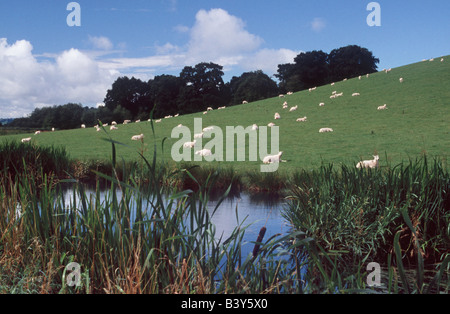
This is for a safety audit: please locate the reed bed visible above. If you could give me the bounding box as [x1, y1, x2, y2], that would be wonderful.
[1, 137, 448, 293]
[284, 157, 450, 293]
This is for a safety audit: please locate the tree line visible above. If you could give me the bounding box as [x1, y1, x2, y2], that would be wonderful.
[8, 45, 379, 130]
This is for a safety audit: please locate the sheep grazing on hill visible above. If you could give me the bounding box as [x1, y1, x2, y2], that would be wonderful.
[274, 113, 281, 120]
[195, 149, 212, 157]
[399, 78, 404, 83]
[218, 106, 226, 110]
[34, 131, 41, 135]
[289, 105, 298, 112]
[52, 128, 55, 132]
[194, 133, 204, 139]
[252, 124, 259, 130]
[21, 137, 32, 143]
[123, 120, 131, 124]
[183, 140, 196, 149]
[81, 124, 86, 129]
[242, 101, 248, 104]
[352, 93, 360, 97]
[279, 94, 285, 98]
[287, 92, 293, 95]
[135, 120, 141, 123]
[377, 104, 388, 110]
[112, 121, 117, 125]
[319, 128, 333, 133]
[110, 125, 118, 130]
[296, 117, 307, 122]
[268, 122, 276, 127]
[441, 58, 444, 62]
[131, 134, 144, 141]
[263, 152, 283, 164]
[319, 102, 325, 107]
[207, 107, 214, 111]
[155, 119, 162, 123]
[356, 155, 380, 169]
[283, 104, 288, 109]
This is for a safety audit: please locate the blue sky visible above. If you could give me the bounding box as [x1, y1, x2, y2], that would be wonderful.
[0, 0, 449, 118]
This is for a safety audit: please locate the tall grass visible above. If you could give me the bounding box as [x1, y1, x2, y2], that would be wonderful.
[1, 136, 448, 293]
[284, 156, 450, 293]
[0, 137, 304, 294]
[0, 141, 70, 179]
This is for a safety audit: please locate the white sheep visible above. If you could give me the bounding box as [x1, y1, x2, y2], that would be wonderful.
[377, 104, 388, 110]
[183, 140, 196, 149]
[279, 94, 285, 98]
[131, 134, 144, 141]
[242, 101, 248, 104]
[207, 107, 214, 111]
[112, 121, 117, 125]
[263, 152, 283, 164]
[252, 124, 259, 130]
[319, 102, 325, 107]
[268, 122, 276, 127]
[21, 137, 32, 143]
[52, 128, 55, 132]
[110, 125, 118, 130]
[194, 133, 204, 139]
[352, 93, 360, 97]
[296, 117, 307, 122]
[123, 120, 131, 124]
[319, 128, 334, 133]
[81, 124, 86, 129]
[289, 105, 298, 112]
[218, 106, 226, 110]
[274, 113, 281, 120]
[155, 119, 162, 123]
[195, 149, 212, 157]
[135, 120, 141, 123]
[34, 131, 41, 135]
[287, 92, 293, 95]
[356, 155, 380, 169]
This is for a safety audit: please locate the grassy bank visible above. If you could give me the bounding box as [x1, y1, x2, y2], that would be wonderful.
[1, 56, 449, 172]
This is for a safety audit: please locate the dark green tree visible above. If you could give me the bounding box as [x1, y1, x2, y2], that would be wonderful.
[103, 76, 152, 118]
[328, 45, 379, 82]
[229, 70, 279, 105]
[178, 62, 230, 112]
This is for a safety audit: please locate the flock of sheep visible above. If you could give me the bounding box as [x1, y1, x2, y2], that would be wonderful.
[22, 57, 444, 169]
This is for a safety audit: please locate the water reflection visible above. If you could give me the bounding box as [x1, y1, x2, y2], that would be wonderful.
[61, 184, 288, 256]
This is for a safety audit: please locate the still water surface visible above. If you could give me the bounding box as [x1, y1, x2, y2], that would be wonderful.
[62, 186, 288, 256]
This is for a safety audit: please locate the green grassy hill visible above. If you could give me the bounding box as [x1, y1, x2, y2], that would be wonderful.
[2, 56, 449, 172]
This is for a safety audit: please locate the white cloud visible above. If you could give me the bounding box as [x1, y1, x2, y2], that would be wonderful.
[311, 18, 326, 32]
[0, 38, 117, 118]
[186, 8, 264, 64]
[0, 9, 301, 118]
[88, 35, 114, 50]
[241, 48, 299, 75]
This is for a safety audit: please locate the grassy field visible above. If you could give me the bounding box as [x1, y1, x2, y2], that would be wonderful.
[1, 56, 449, 173]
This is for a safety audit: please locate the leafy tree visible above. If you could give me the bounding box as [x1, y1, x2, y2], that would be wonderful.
[179, 62, 230, 112]
[229, 70, 279, 105]
[103, 77, 152, 118]
[328, 45, 379, 82]
[149, 75, 182, 117]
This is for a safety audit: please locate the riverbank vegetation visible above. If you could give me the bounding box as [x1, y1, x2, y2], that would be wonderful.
[0, 141, 448, 294]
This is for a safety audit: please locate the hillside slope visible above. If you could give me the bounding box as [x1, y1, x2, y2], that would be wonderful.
[2, 55, 449, 172]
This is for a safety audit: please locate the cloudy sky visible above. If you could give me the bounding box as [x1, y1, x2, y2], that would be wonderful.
[0, 0, 449, 118]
